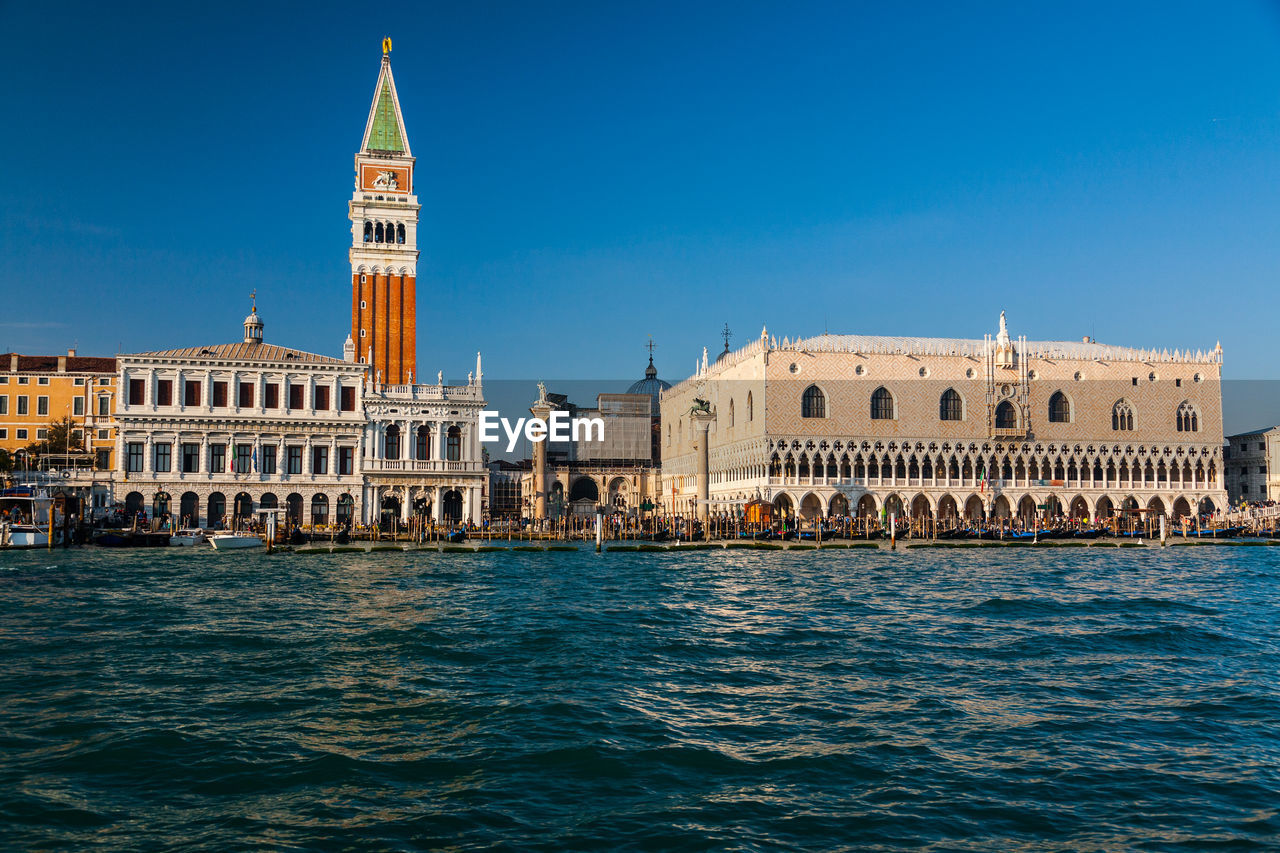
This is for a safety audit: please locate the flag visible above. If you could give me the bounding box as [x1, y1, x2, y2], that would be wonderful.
[252, 446, 258, 473]
[979, 464, 988, 493]
[229, 443, 236, 474]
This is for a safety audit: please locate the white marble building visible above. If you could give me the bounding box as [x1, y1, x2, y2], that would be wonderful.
[115, 309, 368, 528]
[360, 354, 488, 525]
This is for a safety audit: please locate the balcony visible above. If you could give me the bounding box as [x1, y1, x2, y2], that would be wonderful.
[364, 459, 485, 474]
[375, 384, 483, 402]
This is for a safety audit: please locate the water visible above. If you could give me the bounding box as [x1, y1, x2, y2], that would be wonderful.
[2, 545, 1279, 851]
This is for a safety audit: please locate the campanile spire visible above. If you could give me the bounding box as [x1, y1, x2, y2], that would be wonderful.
[349, 39, 418, 385]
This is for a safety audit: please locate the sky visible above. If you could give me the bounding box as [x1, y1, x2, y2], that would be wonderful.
[3, 1, 1280, 398]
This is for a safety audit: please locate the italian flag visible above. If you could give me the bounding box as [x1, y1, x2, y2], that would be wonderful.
[979, 465, 988, 493]
[229, 443, 236, 473]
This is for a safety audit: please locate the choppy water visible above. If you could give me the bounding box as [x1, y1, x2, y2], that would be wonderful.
[2, 545, 1279, 851]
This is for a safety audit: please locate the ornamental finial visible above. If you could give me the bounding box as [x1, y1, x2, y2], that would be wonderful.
[382, 36, 392, 56]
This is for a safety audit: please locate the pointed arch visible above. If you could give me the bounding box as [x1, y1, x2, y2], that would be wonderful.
[939, 388, 963, 421]
[1176, 400, 1199, 432]
[871, 386, 895, 420]
[1112, 399, 1134, 431]
[801, 384, 826, 418]
[1048, 390, 1071, 423]
[995, 400, 1017, 429]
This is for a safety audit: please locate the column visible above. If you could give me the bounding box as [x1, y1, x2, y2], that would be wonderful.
[432, 487, 443, 524]
[531, 403, 551, 521]
[691, 409, 715, 525]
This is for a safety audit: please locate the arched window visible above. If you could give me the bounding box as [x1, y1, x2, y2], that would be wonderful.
[385, 424, 401, 460]
[447, 425, 461, 461]
[939, 388, 962, 421]
[995, 400, 1017, 429]
[870, 387, 894, 420]
[416, 425, 430, 459]
[1176, 401, 1199, 432]
[728, 398, 735, 427]
[1112, 400, 1134, 431]
[747, 391, 753, 421]
[1048, 391, 1070, 423]
[801, 385, 826, 418]
[363, 221, 372, 242]
[396, 223, 405, 244]
[374, 222, 384, 243]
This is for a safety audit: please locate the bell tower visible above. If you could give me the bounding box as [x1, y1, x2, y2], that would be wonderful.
[349, 37, 417, 385]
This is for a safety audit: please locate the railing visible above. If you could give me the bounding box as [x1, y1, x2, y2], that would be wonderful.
[375, 384, 483, 401]
[364, 459, 485, 473]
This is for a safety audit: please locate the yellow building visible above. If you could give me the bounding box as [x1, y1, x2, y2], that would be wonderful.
[0, 351, 118, 470]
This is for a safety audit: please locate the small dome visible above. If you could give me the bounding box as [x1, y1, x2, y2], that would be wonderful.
[627, 354, 671, 416]
[243, 306, 264, 344]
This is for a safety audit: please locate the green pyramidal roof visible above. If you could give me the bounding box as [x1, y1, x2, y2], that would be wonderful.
[363, 70, 407, 153]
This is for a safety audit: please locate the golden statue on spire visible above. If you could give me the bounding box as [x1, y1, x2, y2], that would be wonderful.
[382, 36, 392, 56]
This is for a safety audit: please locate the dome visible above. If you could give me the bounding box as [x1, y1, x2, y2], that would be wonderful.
[627, 355, 671, 416]
[243, 306, 264, 344]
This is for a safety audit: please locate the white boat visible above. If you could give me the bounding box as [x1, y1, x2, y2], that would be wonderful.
[0, 485, 62, 548]
[169, 528, 206, 547]
[209, 533, 263, 550]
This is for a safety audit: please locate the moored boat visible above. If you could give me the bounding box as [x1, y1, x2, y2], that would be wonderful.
[209, 533, 263, 550]
[0, 485, 62, 548]
[169, 528, 206, 547]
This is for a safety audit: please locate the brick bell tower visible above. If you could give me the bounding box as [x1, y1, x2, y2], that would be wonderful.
[350, 37, 417, 385]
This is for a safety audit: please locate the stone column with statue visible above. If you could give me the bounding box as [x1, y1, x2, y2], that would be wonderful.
[690, 398, 716, 527]
[531, 382, 552, 523]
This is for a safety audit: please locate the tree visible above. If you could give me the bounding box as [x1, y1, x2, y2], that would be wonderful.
[0, 448, 11, 474]
[25, 416, 85, 460]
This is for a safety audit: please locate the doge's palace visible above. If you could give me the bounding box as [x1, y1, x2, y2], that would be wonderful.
[660, 313, 1228, 524]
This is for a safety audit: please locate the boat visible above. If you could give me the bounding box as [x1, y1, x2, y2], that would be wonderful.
[94, 531, 171, 548]
[209, 533, 263, 550]
[169, 528, 206, 547]
[446, 529, 467, 544]
[0, 485, 62, 548]
[95, 532, 134, 548]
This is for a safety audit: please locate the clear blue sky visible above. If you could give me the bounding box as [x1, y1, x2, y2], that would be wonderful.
[2, 1, 1279, 385]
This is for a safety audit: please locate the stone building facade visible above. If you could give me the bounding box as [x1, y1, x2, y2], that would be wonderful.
[660, 313, 1228, 524]
[1224, 426, 1279, 504]
[1, 350, 118, 469]
[115, 310, 368, 528]
[360, 355, 488, 526]
[522, 386, 660, 520]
